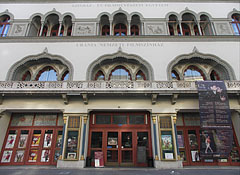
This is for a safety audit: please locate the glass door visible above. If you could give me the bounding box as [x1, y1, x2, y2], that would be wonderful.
[120, 132, 133, 166]
[106, 132, 119, 165]
[136, 132, 148, 166]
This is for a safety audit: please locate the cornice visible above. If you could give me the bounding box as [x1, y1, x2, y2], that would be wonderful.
[0, 0, 239, 3]
[0, 36, 239, 43]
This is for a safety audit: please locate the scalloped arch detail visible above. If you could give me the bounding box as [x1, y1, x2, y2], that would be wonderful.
[6, 51, 74, 81]
[86, 50, 154, 81]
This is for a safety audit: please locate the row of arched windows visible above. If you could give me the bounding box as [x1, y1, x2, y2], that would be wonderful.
[171, 65, 220, 81]
[1, 11, 239, 37]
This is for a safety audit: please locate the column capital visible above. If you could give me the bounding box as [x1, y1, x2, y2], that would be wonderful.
[63, 115, 68, 124]
[152, 116, 157, 124]
[83, 116, 88, 124]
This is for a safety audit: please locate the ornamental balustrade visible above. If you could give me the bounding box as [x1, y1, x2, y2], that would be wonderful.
[0, 81, 239, 93]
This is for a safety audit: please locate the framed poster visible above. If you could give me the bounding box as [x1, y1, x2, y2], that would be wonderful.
[18, 134, 28, 148]
[161, 134, 173, 150]
[28, 150, 38, 162]
[43, 134, 52, 148]
[108, 137, 118, 146]
[165, 153, 174, 160]
[14, 150, 24, 162]
[31, 134, 41, 147]
[1, 151, 13, 163]
[5, 134, 17, 148]
[41, 150, 50, 162]
[177, 134, 184, 148]
[67, 153, 76, 159]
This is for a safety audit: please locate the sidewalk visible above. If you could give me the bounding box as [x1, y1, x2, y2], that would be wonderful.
[0, 166, 239, 175]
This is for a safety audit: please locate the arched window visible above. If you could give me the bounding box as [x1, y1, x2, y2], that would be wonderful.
[210, 70, 220, 81]
[232, 14, 240, 35]
[28, 16, 42, 36]
[182, 23, 191, 36]
[168, 15, 178, 36]
[200, 15, 213, 36]
[131, 25, 139, 35]
[61, 71, 69, 81]
[22, 71, 31, 81]
[95, 70, 105, 80]
[51, 24, 59, 36]
[0, 15, 10, 37]
[171, 70, 180, 80]
[184, 66, 205, 81]
[35, 66, 57, 81]
[136, 70, 146, 80]
[109, 66, 131, 81]
[169, 25, 174, 35]
[102, 25, 110, 36]
[114, 23, 127, 36]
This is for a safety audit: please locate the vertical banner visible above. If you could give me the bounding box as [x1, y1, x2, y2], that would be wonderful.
[197, 81, 233, 158]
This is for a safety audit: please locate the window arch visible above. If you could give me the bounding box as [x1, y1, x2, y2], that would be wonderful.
[35, 66, 57, 81]
[131, 15, 140, 35]
[109, 66, 131, 81]
[41, 14, 60, 37]
[181, 13, 199, 36]
[0, 15, 10, 37]
[136, 70, 146, 81]
[113, 13, 128, 36]
[171, 70, 180, 80]
[200, 15, 213, 36]
[231, 13, 240, 35]
[184, 65, 205, 81]
[168, 14, 179, 36]
[181, 23, 191, 36]
[95, 70, 105, 80]
[7, 51, 73, 81]
[100, 15, 110, 36]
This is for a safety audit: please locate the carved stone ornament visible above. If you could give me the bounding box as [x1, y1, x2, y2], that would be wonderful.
[74, 23, 95, 36]
[145, 23, 167, 35]
[10, 23, 28, 36]
[214, 22, 232, 35]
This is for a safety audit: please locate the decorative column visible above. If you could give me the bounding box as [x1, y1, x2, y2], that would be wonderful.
[59, 115, 68, 160]
[179, 21, 183, 35]
[210, 22, 216, 35]
[152, 116, 159, 160]
[71, 22, 75, 36]
[96, 22, 99, 35]
[141, 22, 145, 35]
[197, 22, 203, 35]
[172, 115, 180, 160]
[39, 21, 44, 36]
[80, 116, 88, 160]
[58, 21, 62, 36]
[128, 20, 131, 36]
[110, 20, 113, 35]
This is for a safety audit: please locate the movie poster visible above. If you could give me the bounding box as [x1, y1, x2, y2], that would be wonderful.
[1, 151, 13, 163]
[14, 150, 24, 162]
[43, 134, 52, 148]
[28, 150, 38, 162]
[161, 135, 173, 150]
[5, 134, 17, 148]
[31, 134, 41, 147]
[197, 81, 233, 158]
[41, 150, 50, 162]
[18, 134, 28, 148]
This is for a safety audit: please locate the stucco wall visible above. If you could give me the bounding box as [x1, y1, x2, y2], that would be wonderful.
[0, 41, 239, 81]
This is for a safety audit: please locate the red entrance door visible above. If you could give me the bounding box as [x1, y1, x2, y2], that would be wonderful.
[88, 112, 152, 167]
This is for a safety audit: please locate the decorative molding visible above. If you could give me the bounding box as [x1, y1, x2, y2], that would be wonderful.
[214, 22, 233, 35]
[167, 48, 236, 80]
[171, 94, 179, 105]
[82, 94, 88, 104]
[6, 51, 74, 81]
[152, 116, 156, 124]
[73, 23, 96, 36]
[62, 94, 69, 105]
[9, 23, 28, 36]
[86, 50, 154, 81]
[145, 23, 167, 35]
[152, 94, 158, 105]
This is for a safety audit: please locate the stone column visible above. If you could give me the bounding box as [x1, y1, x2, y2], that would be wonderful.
[58, 21, 62, 36]
[110, 20, 113, 35]
[59, 115, 68, 160]
[179, 21, 183, 35]
[39, 21, 44, 36]
[80, 116, 88, 160]
[128, 20, 131, 36]
[197, 22, 203, 35]
[172, 115, 180, 160]
[152, 116, 159, 161]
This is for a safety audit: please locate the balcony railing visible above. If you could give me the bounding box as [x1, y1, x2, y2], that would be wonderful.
[0, 81, 239, 94]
